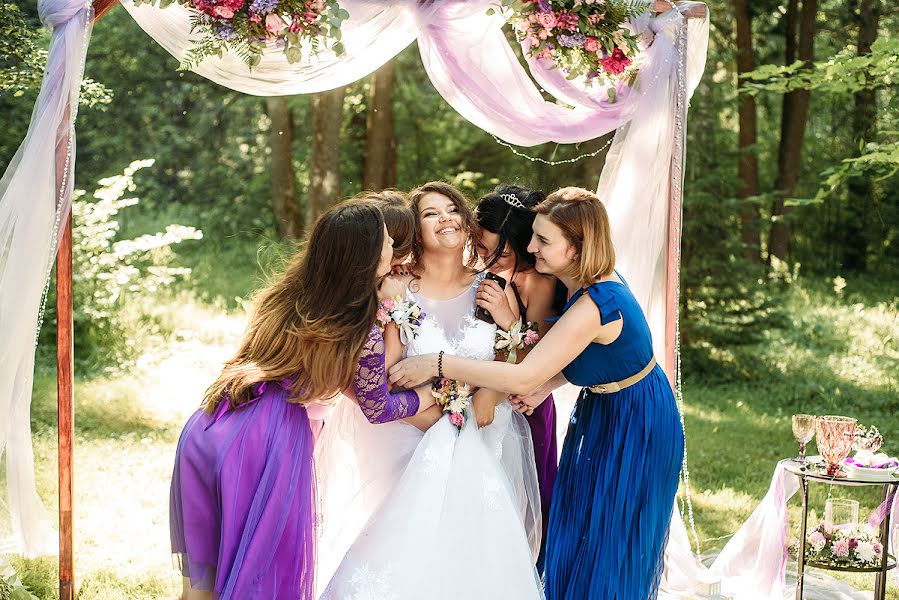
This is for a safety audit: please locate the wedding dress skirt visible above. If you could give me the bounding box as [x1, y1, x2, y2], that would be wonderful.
[317, 274, 543, 599]
[320, 400, 543, 600]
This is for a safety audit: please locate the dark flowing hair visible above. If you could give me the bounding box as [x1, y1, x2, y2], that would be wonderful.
[357, 189, 414, 261]
[407, 181, 478, 269]
[476, 183, 545, 275]
[203, 200, 385, 413]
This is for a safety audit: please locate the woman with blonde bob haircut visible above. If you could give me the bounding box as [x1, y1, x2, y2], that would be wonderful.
[390, 186, 684, 600]
[170, 200, 433, 600]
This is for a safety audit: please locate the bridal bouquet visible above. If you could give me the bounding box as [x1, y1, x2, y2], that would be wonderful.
[134, 0, 349, 69]
[376, 296, 426, 345]
[496, 0, 649, 97]
[432, 378, 471, 430]
[796, 523, 884, 568]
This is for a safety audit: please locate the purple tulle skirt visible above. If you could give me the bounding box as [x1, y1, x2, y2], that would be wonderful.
[170, 381, 316, 599]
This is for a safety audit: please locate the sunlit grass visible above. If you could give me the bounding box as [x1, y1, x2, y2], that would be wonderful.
[13, 264, 898, 598]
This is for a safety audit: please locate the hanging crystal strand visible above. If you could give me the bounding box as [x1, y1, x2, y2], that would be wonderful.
[34, 4, 95, 351]
[670, 14, 701, 559]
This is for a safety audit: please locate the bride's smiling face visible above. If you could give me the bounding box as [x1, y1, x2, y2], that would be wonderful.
[418, 192, 467, 252]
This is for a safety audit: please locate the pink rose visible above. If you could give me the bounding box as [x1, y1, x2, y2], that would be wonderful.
[536, 12, 556, 29]
[303, 10, 317, 22]
[213, 5, 234, 18]
[524, 329, 540, 345]
[583, 36, 599, 52]
[381, 297, 395, 311]
[289, 18, 301, 33]
[449, 412, 464, 427]
[376, 308, 389, 324]
[832, 539, 850, 558]
[265, 13, 285, 32]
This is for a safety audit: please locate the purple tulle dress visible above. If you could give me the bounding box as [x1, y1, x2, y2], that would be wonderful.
[170, 325, 418, 599]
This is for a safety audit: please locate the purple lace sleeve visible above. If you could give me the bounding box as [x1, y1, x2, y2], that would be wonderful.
[353, 326, 420, 424]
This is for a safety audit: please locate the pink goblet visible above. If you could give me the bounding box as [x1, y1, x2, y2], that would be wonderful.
[816, 416, 857, 477]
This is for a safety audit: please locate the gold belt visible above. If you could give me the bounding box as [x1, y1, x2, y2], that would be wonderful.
[587, 357, 657, 394]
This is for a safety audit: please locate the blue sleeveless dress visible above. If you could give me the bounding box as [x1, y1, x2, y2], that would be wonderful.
[543, 278, 684, 600]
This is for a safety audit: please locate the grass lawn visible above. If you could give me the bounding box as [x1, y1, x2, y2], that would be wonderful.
[9, 252, 898, 598]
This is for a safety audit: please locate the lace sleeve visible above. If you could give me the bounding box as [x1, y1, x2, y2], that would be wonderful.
[353, 326, 420, 424]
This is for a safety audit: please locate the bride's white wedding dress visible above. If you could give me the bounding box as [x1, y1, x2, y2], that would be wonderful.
[316, 274, 544, 600]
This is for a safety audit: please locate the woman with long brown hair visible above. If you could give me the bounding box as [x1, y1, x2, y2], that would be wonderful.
[170, 200, 433, 600]
[390, 187, 684, 600]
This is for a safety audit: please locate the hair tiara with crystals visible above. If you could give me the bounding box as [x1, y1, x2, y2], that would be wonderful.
[500, 193, 528, 210]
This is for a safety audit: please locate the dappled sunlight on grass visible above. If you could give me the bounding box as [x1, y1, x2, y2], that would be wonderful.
[14, 273, 896, 598]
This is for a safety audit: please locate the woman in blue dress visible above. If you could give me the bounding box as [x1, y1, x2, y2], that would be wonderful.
[389, 186, 684, 599]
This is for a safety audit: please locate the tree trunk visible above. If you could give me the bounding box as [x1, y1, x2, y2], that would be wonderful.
[308, 86, 346, 224]
[843, 0, 879, 271]
[769, 0, 817, 261]
[734, 0, 762, 262]
[363, 60, 397, 191]
[266, 97, 303, 239]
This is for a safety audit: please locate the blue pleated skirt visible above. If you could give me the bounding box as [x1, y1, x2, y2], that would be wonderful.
[544, 366, 684, 600]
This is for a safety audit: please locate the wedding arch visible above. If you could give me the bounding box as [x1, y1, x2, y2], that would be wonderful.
[1, 0, 713, 597]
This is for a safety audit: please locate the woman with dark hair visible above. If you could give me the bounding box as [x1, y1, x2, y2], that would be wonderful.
[170, 200, 434, 600]
[391, 187, 684, 600]
[473, 183, 563, 569]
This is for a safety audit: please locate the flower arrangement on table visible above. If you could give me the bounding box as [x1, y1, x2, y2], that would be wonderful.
[796, 523, 885, 568]
[495, 0, 651, 99]
[494, 318, 540, 363]
[134, 0, 349, 69]
[431, 378, 471, 430]
[376, 296, 426, 345]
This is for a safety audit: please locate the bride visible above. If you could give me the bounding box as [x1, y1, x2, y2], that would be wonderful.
[316, 182, 543, 600]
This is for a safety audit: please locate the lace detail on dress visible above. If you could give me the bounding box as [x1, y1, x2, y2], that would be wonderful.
[346, 563, 399, 600]
[405, 274, 497, 361]
[353, 326, 420, 424]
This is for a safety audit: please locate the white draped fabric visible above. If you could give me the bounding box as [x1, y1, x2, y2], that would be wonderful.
[663, 462, 899, 598]
[0, 0, 720, 587]
[0, 0, 93, 556]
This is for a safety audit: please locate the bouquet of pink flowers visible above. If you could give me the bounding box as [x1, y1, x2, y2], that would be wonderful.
[431, 378, 471, 430]
[136, 0, 349, 69]
[496, 0, 649, 98]
[794, 523, 884, 568]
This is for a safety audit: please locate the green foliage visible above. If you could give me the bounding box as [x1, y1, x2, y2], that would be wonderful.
[0, 574, 38, 600]
[740, 38, 899, 96]
[40, 160, 203, 371]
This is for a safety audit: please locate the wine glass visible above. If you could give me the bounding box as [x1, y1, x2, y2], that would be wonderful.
[816, 416, 857, 477]
[792, 414, 816, 463]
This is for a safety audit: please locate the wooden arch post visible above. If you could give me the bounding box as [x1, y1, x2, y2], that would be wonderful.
[55, 4, 118, 599]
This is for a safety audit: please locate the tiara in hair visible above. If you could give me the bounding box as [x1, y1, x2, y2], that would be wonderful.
[500, 193, 528, 210]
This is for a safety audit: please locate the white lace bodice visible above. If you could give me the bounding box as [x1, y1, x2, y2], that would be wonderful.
[405, 272, 496, 362]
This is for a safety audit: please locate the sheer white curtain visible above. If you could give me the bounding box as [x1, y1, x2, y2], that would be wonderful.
[0, 0, 94, 556]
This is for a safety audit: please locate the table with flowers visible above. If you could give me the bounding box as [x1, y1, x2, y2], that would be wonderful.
[784, 416, 899, 600]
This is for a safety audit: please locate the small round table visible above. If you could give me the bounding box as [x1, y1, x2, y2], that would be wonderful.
[784, 459, 898, 600]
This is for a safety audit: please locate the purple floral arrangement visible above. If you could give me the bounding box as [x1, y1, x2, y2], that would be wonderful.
[496, 0, 649, 98]
[136, 0, 349, 69]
